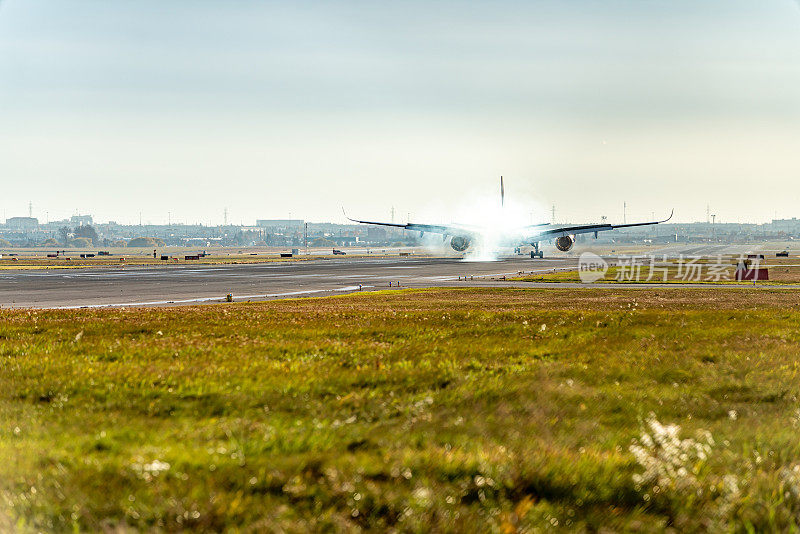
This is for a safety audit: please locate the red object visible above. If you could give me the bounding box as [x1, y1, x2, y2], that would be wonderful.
[735, 268, 769, 281]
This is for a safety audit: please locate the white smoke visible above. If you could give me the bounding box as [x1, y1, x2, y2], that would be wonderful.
[415, 185, 548, 262]
[417, 231, 453, 256]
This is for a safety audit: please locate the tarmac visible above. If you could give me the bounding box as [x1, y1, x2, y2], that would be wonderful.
[1, 244, 796, 309]
[0, 256, 577, 308]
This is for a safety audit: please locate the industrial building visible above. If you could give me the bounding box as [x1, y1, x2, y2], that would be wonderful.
[5, 217, 38, 230]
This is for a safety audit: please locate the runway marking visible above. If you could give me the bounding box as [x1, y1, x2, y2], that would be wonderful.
[417, 267, 578, 282]
[49, 285, 374, 310]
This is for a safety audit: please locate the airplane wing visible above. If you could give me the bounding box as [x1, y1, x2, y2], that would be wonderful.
[344, 209, 673, 242]
[343, 212, 480, 237]
[527, 210, 674, 239]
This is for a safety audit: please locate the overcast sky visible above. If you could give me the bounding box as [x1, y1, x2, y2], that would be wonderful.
[1, 0, 799, 225]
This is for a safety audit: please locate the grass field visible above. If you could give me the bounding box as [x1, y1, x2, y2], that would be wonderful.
[0, 254, 329, 270]
[0, 246, 431, 270]
[4, 288, 800, 531]
[518, 256, 800, 284]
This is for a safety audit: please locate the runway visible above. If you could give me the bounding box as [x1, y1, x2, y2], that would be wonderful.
[0, 256, 578, 308]
[1, 243, 793, 309]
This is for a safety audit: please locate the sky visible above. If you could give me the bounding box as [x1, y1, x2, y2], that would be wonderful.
[1, 0, 799, 226]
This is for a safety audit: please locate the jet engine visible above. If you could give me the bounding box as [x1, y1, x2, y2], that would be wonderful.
[555, 235, 575, 252]
[450, 236, 472, 252]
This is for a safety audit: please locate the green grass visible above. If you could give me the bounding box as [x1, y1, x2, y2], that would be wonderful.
[517, 264, 800, 284]
[4, 288, 800, 531]
[0, 253, 383, 270]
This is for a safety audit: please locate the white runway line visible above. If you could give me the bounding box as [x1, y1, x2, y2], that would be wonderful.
[49, 285, 374, 310]
[421, 267, 577, 282]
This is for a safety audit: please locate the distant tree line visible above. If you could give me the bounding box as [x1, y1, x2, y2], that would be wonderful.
[127, 237, 165, 248]
[58, 225, 100, 246]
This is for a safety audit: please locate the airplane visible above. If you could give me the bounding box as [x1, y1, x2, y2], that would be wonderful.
[345, 177, 673, 258]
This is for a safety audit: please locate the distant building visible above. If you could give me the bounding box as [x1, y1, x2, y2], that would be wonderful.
[70, 214, 93, 226]
[256, 219, 304, 230]
[5, 216, 38, 230]
[366, 226, 387, 239]
[771, 218, 800, 233]
[331, 235, 360, 245]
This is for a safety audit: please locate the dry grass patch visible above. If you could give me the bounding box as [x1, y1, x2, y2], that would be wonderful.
[2, 288, 800, 531]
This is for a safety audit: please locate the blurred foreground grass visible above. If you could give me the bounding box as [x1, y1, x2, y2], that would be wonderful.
[4, 288, 800, 531]
[517, 261, 800, 284]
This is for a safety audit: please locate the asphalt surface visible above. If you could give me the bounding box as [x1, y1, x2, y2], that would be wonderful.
[2, 244, 796, 309]
[0, 256, 578, 309]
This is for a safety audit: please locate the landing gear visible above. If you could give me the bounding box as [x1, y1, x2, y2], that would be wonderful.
[530, 242, 544, 259]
